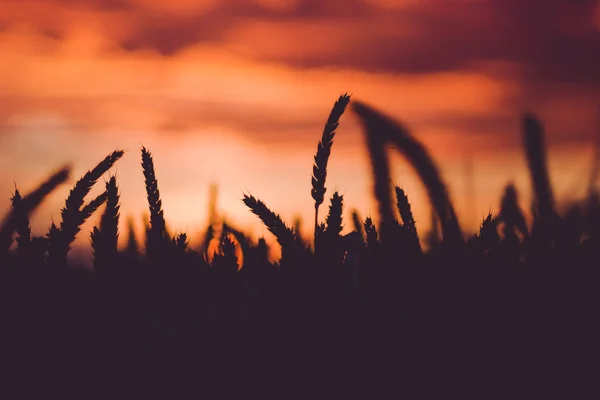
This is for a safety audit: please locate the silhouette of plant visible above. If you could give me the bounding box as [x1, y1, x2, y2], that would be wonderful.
[351, 210, 365, 245]
[91, 176, 120, 272]
[352, 101, 463, 247]
[242, 193, 294, 250]
[311, 93, 351, 244]
[10, 188, 31, 254]
[141, 146, 167, 257]
[395, 186, 421, 253]
[47, 151, 122, 266]
[0, 166, 70, 255]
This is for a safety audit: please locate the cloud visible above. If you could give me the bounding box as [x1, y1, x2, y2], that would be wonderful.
[2, 0, 599, 91]
[0, 23, 527, 150]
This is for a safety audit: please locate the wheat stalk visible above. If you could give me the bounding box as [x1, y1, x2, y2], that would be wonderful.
[475, 212, 500, 252]
[500, 183, 528, 238]
[395, 186, 421, 252]
[91, 176, 120, 270]
[311, 93, 351, 243]
[325, 191, 344, 236]
[352, 101, 463, 247]
[242, 194, 294, 248]
[81, 192, 108, 221]
[141, 147, 167, 255]
[351, 210, 365, 244]
[212, 229, 238, 272]
[0, 167, 70, 255]
[173, 233, 189, 252]
[10, 188, 31, 253]
[47, 151, 122, 265]
[523, 114, 555, 219]
[364, 217, 378, 249]
[62, 151, 123, 229]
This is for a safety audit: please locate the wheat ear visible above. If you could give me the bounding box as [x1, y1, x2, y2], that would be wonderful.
[311, 93, 351, 243]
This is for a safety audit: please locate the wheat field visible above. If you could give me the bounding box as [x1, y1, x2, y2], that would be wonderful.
[1, 95, 598, 397]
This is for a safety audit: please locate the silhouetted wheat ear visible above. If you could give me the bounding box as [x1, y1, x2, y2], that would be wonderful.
[242, 194, 294, 248]
[352, 101, 463, 247]
[311, 93, 351, 241]
[395, 186, 421, 250]
[11, 188, 31, 252]
[202, 224, 214, 263]
[351, 210, 365, 244]
[91, 176, 120, 269]
[81, 192, 108, 221]
[394, 187, 413, 225]
[222, 221, 248, 245]
[48, 151, 123, 264]
[173, 233, 189, 251]
[325, 192, 344, 236]
[500, 184, 528, 237]
[523, 114, 555, 219]
[364, 217, 378, 248]
[141, 147, 167, 250]
[479, 212, 499, 235]
[222, 221, 252, 267]
[0, 167, 70, 255]
[61, 150, 123, 227]
[477, 212, 500, 250]
[213, 230, 238, 271]
[47, 221, 60, 243]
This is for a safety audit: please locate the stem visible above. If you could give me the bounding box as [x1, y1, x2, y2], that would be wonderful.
[314, 204, 319, 250]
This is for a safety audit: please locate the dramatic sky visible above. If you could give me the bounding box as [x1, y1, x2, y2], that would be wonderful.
[1, 0, 599, 262]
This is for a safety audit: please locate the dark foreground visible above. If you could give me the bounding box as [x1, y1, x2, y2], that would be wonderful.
[1, 233, 599, 398]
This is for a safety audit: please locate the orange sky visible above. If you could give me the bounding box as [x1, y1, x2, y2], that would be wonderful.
[1, 0, 599, 263]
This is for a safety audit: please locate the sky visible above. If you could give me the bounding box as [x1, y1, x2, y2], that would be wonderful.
[1, 0, 599, 263]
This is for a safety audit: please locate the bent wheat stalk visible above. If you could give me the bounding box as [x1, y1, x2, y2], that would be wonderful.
[242, 193, 294, 248]
[352, 101, 463, 246]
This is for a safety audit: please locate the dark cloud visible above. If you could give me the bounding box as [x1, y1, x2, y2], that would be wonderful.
[265, 0, 374, 19]
[0, 0, 131, 11]
[116, 0, 376, 55]
[283, 0, 600, 86]
[119, 15, 223, 55]
[112, 0, 600, 88]
[3, 0, 598, 87]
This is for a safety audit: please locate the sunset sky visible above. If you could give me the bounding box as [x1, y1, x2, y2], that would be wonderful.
[1, 0, 599, 263]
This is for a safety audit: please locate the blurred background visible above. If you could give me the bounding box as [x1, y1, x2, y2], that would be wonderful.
[0, 0, 599, 263]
